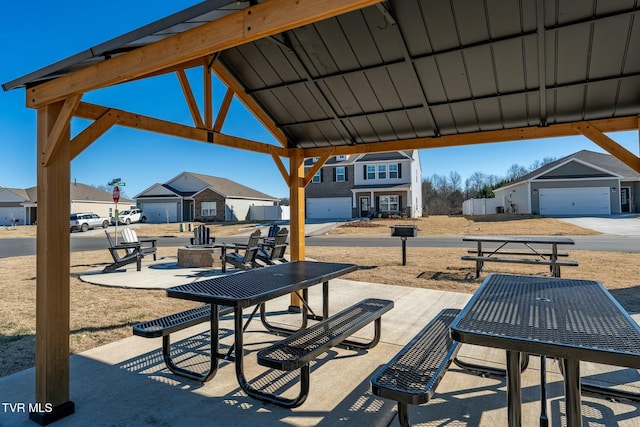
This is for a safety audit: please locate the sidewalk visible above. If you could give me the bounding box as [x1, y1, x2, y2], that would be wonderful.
[3, 261, 640, 426]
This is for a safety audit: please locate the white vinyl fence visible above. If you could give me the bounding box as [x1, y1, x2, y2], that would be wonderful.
[248, 205, 290, 221]
[462, 198, 503, 216]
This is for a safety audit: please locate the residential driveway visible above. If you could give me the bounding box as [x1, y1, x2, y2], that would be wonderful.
[554, 215, 640, 236]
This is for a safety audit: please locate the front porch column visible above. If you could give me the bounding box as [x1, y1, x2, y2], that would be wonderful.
[370, 191, 374, 213]
[31, 102, 75, 424]
[289, 148, 305, 310]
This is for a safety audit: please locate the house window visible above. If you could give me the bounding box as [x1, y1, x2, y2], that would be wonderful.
[336, 166, 345, 182]
[389, 163, 398, 179]
[379, 195, 399, 212]
[336, 155, 346, 161]
[201, 201, 216, 216]
[377, 164, 387, 179]
[312, 170, 321, 183]
[367, 165, 376, 179]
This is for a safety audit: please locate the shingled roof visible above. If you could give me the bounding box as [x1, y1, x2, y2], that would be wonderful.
[18, 182, 133, 204]
[189, 172, 278, 200]
[502, 149, 640, 189]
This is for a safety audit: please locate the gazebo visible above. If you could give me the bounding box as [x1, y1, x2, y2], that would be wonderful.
[3, 0, 640, 424]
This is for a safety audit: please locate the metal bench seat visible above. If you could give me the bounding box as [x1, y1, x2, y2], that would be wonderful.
[258, 298, 394, 370]
[133, 304, 233, 338]
[253, 298, 393, 407]
[467, 249, 569, 257]
[371, 309, 461, 427]
[132, 304, 233, 382]
[461, 255, 578, 266]
[461, 255, 578, 278]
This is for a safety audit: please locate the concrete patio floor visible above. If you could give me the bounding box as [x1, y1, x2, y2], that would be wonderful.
[2, 261, 640, 426]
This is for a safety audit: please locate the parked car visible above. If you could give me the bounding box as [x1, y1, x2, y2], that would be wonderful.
[117, 208, 146, 225]
[70, 213, 111, 232]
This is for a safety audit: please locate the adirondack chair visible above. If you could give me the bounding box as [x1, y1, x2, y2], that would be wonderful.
[121, 228, 157, 260]
[190, 224, 215, 246]
[260, 223, 280, 246]
[103, 230, 142, 273]
[256, 227, 289, 265]
[222, 229, 261, 271]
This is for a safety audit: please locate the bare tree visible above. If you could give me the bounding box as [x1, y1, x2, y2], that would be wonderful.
[448, 171, 461, 191]
[464, 171, 487, 198]
[506, 163, 528, 181]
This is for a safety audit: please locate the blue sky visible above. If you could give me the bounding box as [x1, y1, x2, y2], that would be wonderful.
[1, 1, 638, 199]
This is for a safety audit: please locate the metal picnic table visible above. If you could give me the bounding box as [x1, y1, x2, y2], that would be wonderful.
[166, 261, 357, 403]
[461, 235, 577, 277]
[450, 273, 640, 427]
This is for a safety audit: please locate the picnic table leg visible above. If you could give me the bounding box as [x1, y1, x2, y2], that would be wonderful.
[540, 355, 548, 427]
[260, 288, 310, 335]
[161, 304, 220, 382]
[506, 350, 522, 427]
[551, 244, 559, 277]
[235, 307, 310, 408]
[220, 247, 226, 273]
[562, 358, 582, 427]
[397, 402, 410, 427]
[476, 242, 483, 278]
[323, 281, 329, 319]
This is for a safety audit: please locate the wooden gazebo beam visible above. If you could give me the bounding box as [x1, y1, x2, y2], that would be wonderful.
[212, 61, 288, 146]
[26, 0, 383, 109]
[303, 116, 640, 173]
[74, 102, 289, 157]
[573, 122, 640, 172]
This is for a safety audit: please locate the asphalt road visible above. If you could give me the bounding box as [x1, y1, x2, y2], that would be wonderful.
[0, 234, 637, 259]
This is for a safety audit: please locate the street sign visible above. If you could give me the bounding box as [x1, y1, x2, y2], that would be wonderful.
[108, 178, 121, 186]
[116, 182, 126, 186]
[112, 185, 120, 203]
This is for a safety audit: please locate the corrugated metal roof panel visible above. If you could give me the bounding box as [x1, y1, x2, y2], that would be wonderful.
[4, 0, 640, 150]
[2, 0, 245, 91]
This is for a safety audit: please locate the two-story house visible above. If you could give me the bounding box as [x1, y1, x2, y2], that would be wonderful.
[305, 151, 423, 219]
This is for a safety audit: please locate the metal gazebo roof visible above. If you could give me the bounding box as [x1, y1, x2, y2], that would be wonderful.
[4, 2, 640, 424]
[5, 0, 640, 152]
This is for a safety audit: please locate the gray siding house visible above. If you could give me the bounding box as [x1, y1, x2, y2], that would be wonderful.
[134, 172, 280, 223]
[0, 183, 133, 226]
[493, 150, 640, 215]
[305, 151, 423, 218]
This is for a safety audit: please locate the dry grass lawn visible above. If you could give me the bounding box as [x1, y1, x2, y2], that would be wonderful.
[328, 214, 600, 236]
[1, 215, 637, 378]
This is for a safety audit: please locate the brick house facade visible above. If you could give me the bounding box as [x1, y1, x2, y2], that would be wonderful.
[135, 172, 280, 223]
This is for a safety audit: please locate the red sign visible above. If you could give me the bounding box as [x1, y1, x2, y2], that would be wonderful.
[112, 185, 120, 203]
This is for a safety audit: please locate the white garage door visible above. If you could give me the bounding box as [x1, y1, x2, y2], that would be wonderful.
[539, 187, 610, 215]
[307, 197, 352, 219]
[0, 207, 25, 226]
[139, 202, 179, 223]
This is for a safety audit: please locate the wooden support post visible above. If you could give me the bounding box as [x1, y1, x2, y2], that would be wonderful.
[289, 148, 305, 311]
[31, 101, 75, 425]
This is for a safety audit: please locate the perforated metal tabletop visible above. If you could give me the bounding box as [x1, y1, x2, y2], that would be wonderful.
[451, 273, 640, 426]
[167, 261, 357, 308]
[451, 274, 640, 367]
